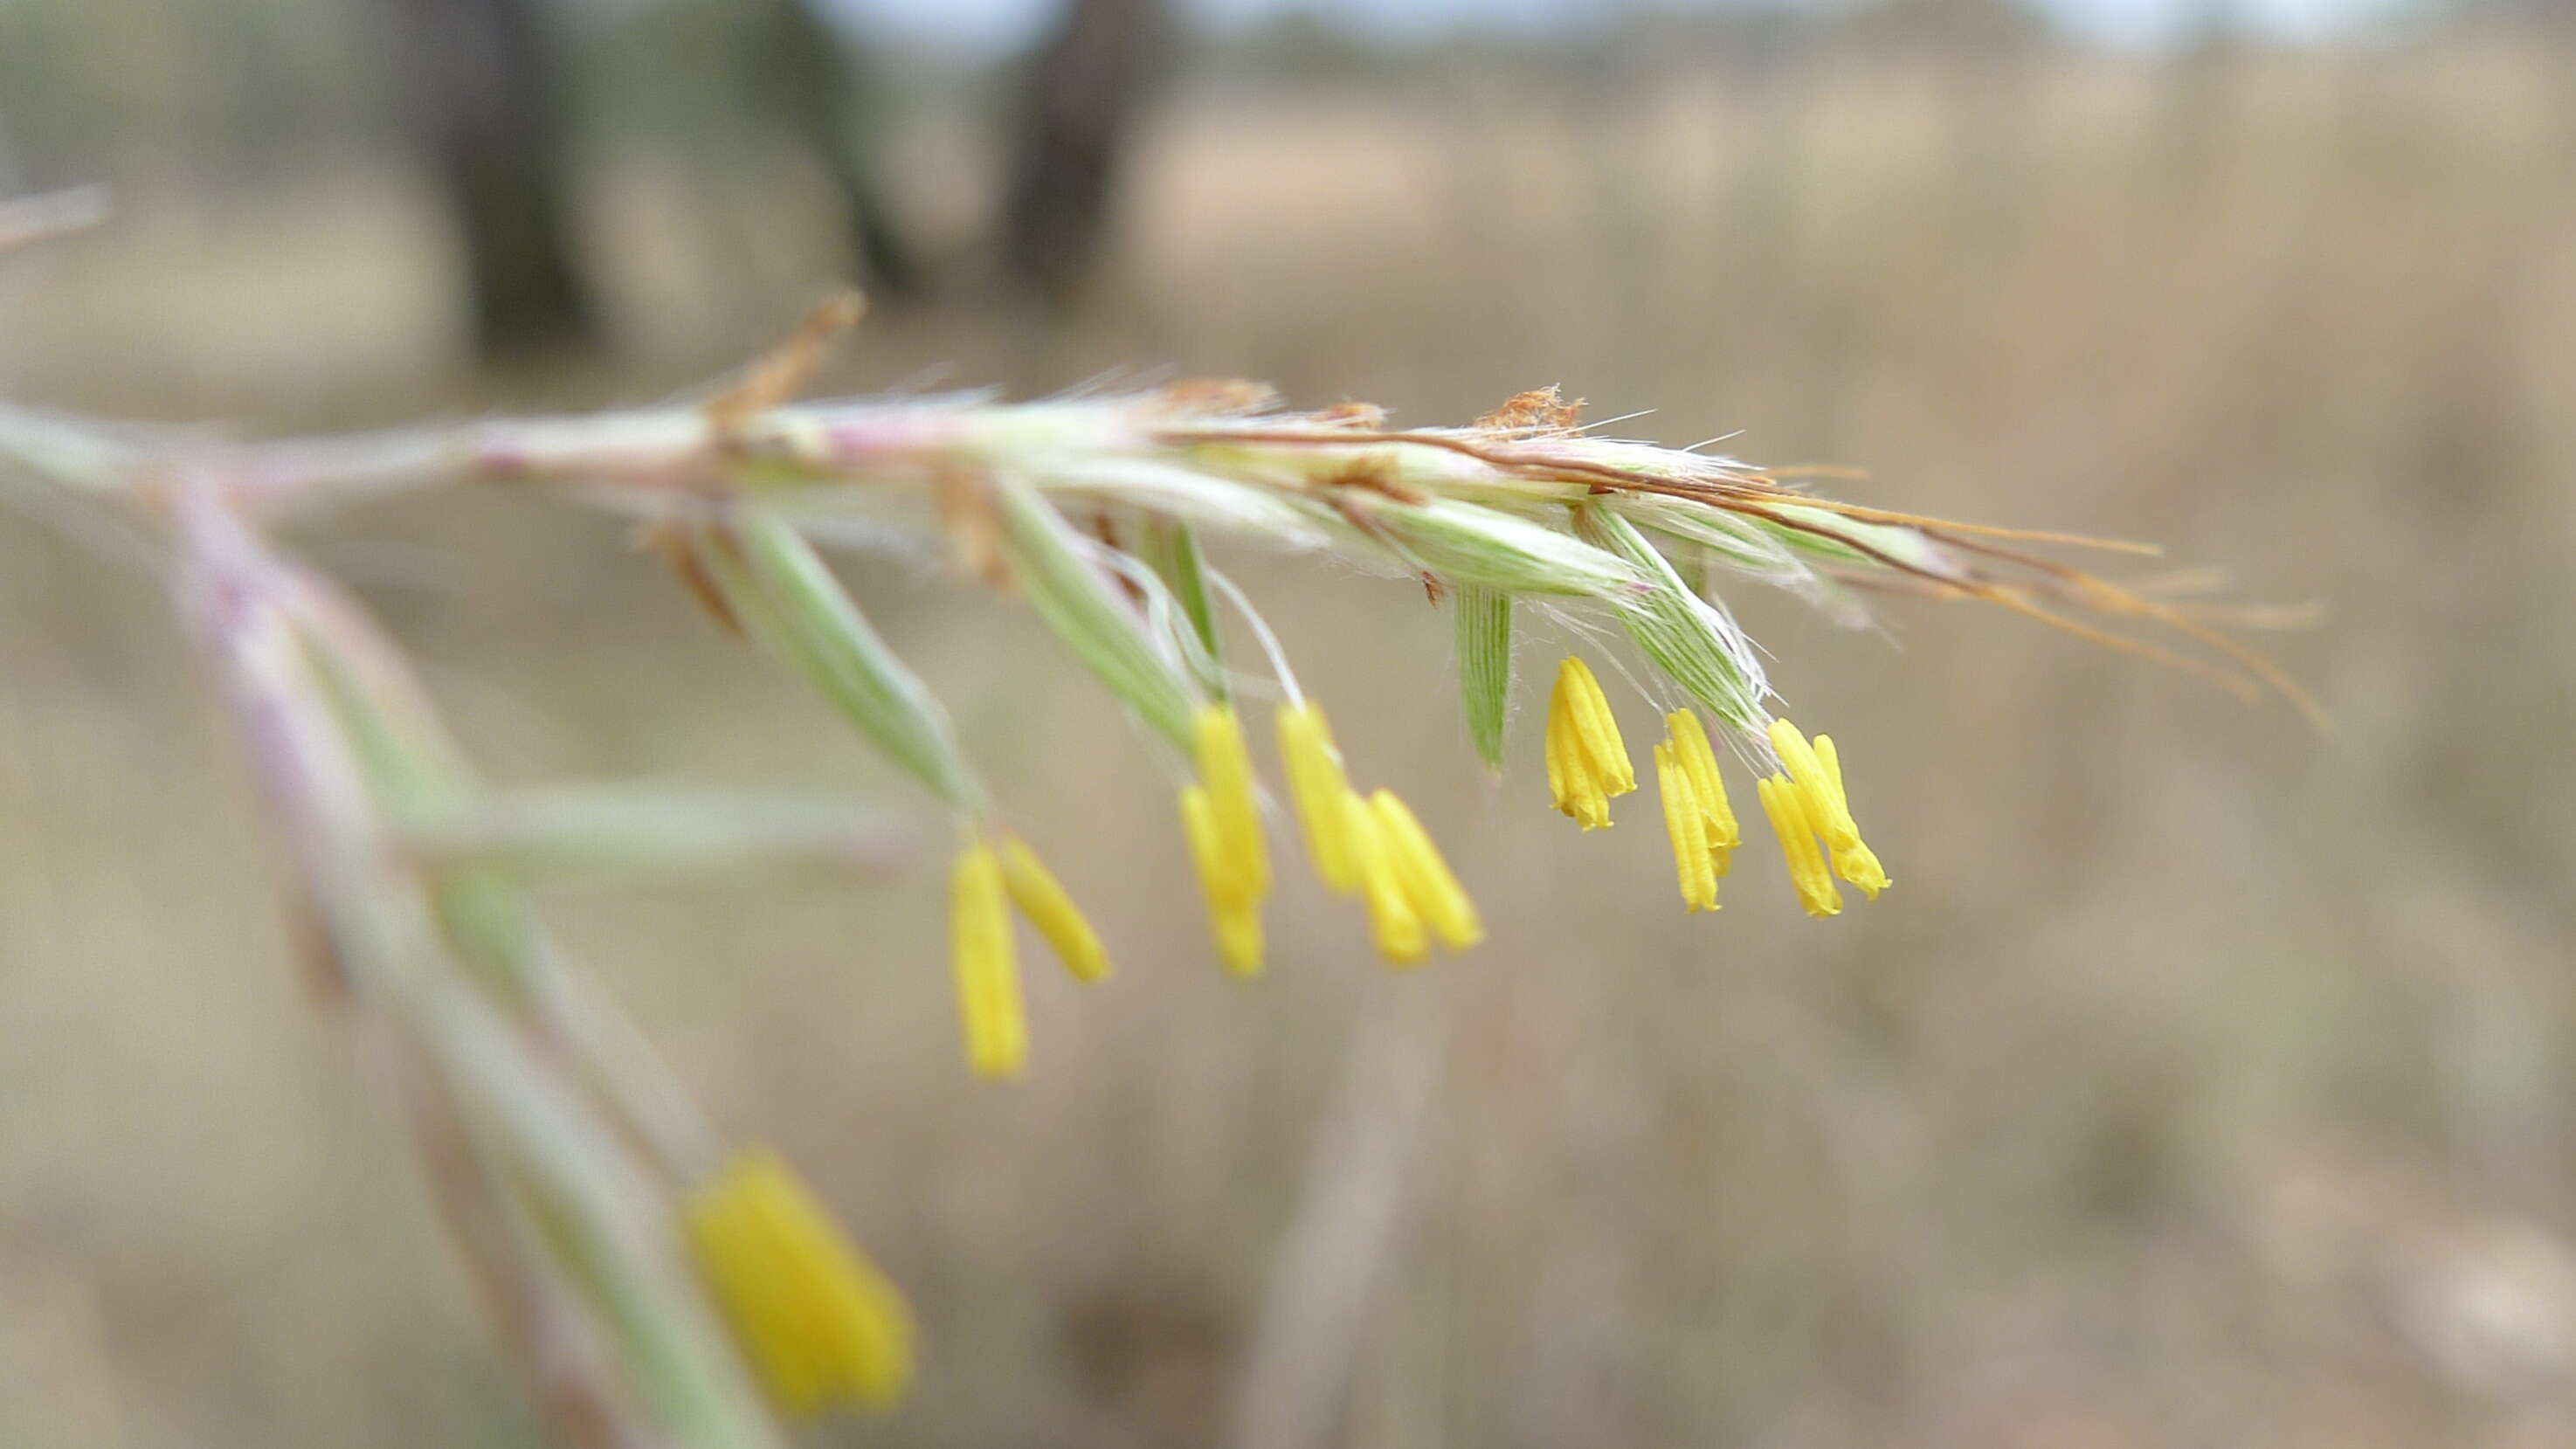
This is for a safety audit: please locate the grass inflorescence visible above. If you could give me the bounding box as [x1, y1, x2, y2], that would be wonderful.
[0, 285, 2304, 1449]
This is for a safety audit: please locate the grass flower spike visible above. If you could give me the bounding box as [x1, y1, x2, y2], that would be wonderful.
[2, 307, 2314, 1446]
[1546, 656, 1635, 829]
[950, 843, 1029, 1077]
[684, 1149, 915, 1418]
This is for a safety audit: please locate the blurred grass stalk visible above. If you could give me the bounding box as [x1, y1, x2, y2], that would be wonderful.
[0, 279, 2295, 1442]
[169, 481, 782, 1449]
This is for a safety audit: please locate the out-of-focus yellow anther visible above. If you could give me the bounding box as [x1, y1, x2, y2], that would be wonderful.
[1664, 709, 1738, 878]
[1181, 785, 1264, 976]
[684, 1148, 916, 1417]
[998, 835, 1109, 983]
[1654, 742, 1718, 913]
[1767, 718, 1889, 899]
[1758, 775, 1843, 919]
[1367, 789, 1482, 951]
[1345, 792, 1426, 966]
[1193, 703, 1270, 897]
[950, 844, 1028, 1077]
[1546, 657, 1633, 830]
[1210, 900, 1263, 977]
[1276, 701, 1361, 894]
[1184, 703, 1273, 976]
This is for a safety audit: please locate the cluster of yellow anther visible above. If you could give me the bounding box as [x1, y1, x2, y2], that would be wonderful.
[1755, 718, 1890, 919]
[682, 1149, 915, 1418]
[948, 831, 1109, 1079]
[943, 701, 1480, 1078]
[1651, 709, 1740, 912]
[943, 674, 1889, 1080]
[1545, 657, 1636, 829]
[1278, 700, 1481, 966]
[1544, 656, 1888, 921]
[1180, 703, 1272, 976]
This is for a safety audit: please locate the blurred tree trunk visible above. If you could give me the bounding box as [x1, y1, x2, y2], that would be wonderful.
[383, 0, 597, 362]
[766, 0, 920, 299]
[1002, 0, 1174, 304]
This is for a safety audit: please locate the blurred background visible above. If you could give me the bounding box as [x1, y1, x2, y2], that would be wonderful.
[4, 0, 2575, 1444]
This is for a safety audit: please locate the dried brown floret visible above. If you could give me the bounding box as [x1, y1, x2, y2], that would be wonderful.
[1152, 378, 1281, 417]
[1476, 384, 1585, 434]
[1318, 452, 1426, 504]
[708, 291, 867, 438]
[935, 466, 1010, 589]
[636, 518, 744, 637]
[1312, 401, 1389, 428]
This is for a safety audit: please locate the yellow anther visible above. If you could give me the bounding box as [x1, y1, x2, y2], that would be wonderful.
[1276, 700, 1361, 894]
[1192, 703, 1270, 897]
[1559, 658, 1636, 790]
[1545, 683, 1607, 827]
[1813, 734, 1889, 898]
[1758, 775, 1843, 919]
[1654, 742, 1718, 913]
[1765, 718, 1851, 841]
[998, 834, 1109, 983]
[1813, 731, 1844, 794]
[1767, 718, 1889, 899]
[1345, 791, 1426, 966]
[1180, 785, 1264, 976]
[683, 1148, 916, 1417]
[950, 844, 1028, 1077]
[1664, 709, 1739, 875]
[1210, 898, 1264, 977]
[1367, 789, 1482, 951]
[1546, 657, 1633, 830]
[1180, 787, 1240, 905]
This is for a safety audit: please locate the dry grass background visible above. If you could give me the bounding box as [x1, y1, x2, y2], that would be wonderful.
[6, 32, 2576, 1449]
